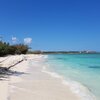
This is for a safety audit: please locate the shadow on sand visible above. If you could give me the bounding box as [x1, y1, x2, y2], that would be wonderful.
[0, 59, 27, 80]
[0, 67, 27, 80]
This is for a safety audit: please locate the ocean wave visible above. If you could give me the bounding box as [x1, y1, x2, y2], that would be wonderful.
[42, 65, 96, 100]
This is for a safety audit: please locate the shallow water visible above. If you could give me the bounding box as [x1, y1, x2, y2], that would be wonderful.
[45, 54, 100, 100]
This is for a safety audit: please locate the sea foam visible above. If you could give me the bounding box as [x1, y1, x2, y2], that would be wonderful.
[42, 62, 96, 100]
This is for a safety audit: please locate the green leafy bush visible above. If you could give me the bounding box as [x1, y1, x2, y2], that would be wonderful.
[0, 41, 29, 56]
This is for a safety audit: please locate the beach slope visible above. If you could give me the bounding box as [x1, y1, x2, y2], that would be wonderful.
[0, 55, 80, 100]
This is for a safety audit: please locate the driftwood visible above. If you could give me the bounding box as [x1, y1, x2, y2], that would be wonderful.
[8, 59, 24, 69]
[0, 59, 24, 74]
[0, 67, 8, 74]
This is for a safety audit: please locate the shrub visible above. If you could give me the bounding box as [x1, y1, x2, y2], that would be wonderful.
[0, 41, 29, 56]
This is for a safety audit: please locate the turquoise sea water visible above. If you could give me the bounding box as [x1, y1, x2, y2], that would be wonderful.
[45, 54, 100, 100]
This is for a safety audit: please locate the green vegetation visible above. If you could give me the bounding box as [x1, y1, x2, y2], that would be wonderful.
[0, 41, 29, 56]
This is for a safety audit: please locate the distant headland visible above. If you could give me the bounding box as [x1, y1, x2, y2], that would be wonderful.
[28, 50, 99, 54]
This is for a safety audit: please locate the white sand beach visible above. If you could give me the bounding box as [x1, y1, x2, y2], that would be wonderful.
[0, 55, 81, 100]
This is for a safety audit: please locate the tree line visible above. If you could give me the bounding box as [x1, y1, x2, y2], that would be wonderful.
[0, 41, 29, 56]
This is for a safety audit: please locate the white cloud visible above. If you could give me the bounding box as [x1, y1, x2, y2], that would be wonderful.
[24, 38, 32, 44]
[12, 37, 17, 43]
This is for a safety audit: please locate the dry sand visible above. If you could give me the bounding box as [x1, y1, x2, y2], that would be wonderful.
[0, 55, 81, 100]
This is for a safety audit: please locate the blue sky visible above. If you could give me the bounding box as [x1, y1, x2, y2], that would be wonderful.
[0, 0, 100, 51]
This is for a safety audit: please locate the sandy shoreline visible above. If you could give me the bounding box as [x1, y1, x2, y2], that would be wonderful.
[0, 54, 81, 100]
